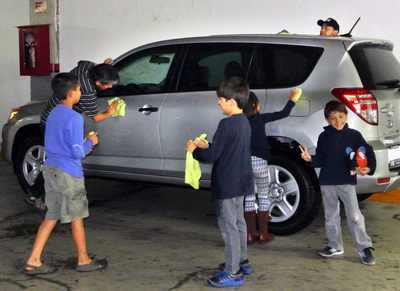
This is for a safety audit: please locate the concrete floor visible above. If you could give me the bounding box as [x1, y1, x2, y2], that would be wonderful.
[0, 159, 399, 291]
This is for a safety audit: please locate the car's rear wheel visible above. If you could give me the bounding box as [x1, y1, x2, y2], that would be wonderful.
[267, 154, 320, 235]
[15, 135, 46, 210]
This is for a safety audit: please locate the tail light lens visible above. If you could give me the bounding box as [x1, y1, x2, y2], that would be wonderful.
[377, 177, 390, 184]
[331, 88, 378, 125]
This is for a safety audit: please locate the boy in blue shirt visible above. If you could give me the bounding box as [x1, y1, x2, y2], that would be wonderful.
[186, 77, 253, 288]
[300, 100, 376, 265]
[24, 73, 106, 275]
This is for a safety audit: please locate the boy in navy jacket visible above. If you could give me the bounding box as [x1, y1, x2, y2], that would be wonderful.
[300, 100, 376, 265]
[186, 77, 253, 288]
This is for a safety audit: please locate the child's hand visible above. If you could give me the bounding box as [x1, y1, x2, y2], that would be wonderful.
[357, 167, 370, 176]
[194, 138, 209, 149]
[87, 131, 99, 145]
[289, 88, 302, 103]
[106, 100, 118, 115]
[186, 139, 197, 153]
[299, 145, 311, 161]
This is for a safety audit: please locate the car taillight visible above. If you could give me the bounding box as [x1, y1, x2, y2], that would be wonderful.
[377, 177, 390, 184]
[331, 88, 378, 125]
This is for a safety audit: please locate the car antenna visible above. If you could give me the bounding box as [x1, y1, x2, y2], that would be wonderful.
[341, 17, 361, 37]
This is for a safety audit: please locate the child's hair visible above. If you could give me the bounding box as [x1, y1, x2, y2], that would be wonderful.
[51, 73, 79, 100]
[89, 63, 119, 85]
[324, 100, 348, 118]
[216, 77, 249, 109]
[244, 91, 259, 117]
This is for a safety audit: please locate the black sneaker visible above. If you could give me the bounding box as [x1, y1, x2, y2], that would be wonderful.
[318, 246, 344, 258]
[358, 247, 376, 266]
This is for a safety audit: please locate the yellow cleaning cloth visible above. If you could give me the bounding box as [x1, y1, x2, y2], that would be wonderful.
[185, 133, 207, 190]
[108, 97, 126, 117]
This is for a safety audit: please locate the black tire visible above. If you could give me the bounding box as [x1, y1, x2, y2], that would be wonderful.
[268, 154, 321, 235]
[357, 193, 373, 202]
[14, 135, 46, 207]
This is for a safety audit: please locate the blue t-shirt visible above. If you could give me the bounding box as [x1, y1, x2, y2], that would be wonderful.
[44, 104, 93, 177]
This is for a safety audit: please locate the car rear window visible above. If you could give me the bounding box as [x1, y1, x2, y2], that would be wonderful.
[249, 44, 323, 89]
[349, 44, 400, 89]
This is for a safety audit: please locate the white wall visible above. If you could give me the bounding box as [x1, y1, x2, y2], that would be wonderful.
[59, 0, 400, 70]
[0, 1, 30, 144]
[2, 0, 400, 144]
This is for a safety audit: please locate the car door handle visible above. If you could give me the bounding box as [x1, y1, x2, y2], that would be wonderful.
[138, 104, 158, 115]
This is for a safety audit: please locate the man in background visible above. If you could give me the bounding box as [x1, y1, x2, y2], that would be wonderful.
[318, 18, 340, 36]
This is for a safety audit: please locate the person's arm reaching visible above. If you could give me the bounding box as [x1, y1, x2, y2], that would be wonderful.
[93, 101, 118, 122]
[260, 100, 295, 123]
[260, 87, 301, 123]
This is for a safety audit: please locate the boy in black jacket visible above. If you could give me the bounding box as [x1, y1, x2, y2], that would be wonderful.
[300, 100, 376, 265]
[186, 77, 253, 288]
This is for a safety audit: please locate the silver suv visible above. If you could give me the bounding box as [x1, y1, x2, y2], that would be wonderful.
[3, 34, 400, 234]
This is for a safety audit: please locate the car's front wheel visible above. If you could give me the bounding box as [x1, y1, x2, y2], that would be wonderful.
[15, 135, 46, 209]
[267, 154, 321, 235]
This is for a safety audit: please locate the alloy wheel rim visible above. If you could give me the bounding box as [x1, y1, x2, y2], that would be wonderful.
[267, 165, 300, 223]
[22, 145, 45, 186]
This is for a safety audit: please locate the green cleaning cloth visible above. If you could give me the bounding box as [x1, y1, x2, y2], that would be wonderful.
[185, 133, 207, 190]
[108, 97, 126, 117]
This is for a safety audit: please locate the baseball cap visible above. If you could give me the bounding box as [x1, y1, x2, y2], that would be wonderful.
[317, 18, 340, 32]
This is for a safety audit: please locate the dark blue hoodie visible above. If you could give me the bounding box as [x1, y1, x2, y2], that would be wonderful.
[312, 124, 376, 185]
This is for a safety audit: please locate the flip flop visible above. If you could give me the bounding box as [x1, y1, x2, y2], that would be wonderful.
[76, 258, 108, 272]
[23, 263, 57, 276]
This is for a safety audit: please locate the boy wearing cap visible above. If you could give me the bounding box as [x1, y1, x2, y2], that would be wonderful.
[318, 18, 340, 36]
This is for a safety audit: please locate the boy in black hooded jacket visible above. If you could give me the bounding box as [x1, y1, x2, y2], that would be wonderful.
[300, 100, 376, 266]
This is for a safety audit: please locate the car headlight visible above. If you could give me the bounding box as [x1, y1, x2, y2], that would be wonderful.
[8, 108, 20, 120]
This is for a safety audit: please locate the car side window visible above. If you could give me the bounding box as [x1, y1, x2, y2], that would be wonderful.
[178, 43, 253, 92]
[99, 46, 178, 97]
[249, 44, 323, 89]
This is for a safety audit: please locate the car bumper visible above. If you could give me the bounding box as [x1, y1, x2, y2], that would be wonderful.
[356, 174, 400, 193]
